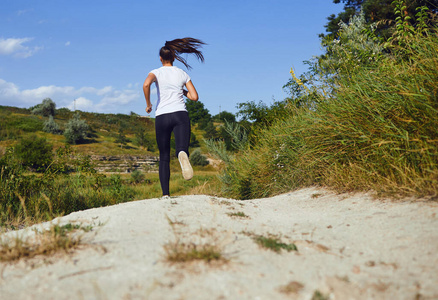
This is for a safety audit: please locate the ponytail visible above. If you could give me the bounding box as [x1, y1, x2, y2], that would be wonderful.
[159, 37, 206, 69]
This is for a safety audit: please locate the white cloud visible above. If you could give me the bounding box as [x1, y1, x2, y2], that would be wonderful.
[0, 78, 143, 114]
[0, 37, 41, 58]
[65, 41, 71, 46]
[17, 9, 33, 16]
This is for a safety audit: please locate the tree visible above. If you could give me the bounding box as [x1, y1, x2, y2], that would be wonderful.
[185, 99, 211, 124]
[202, 122, 218, 140]
[213, 111, 236, 124]
[64, 113, 89, 144]
[115, 127, 130, 148]
[323, 0, 438, 40]
[236, 100, 290, 127]
[31, 98, 56, 117]
[135, 129, 155, 151]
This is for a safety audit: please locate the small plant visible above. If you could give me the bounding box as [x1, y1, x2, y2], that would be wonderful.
[252, 234, 297, 253]
[165, 242, 223, 263]
[227, 211, 249, 219]
[0, 223, 91, 263]
[279, 281, 304, 295]
[311, 290, 330, 300]
[130, 169, 145, 184]
[164, 217, 226, 264]
[311, 193, 323, 199]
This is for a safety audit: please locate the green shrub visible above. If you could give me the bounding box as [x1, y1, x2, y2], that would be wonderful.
[14, 135, 53, 172]
[64, 113, 89, 144]
[190, 150, 209, 166]
[43, 116, 62, 134]
[134, 129, 155, 151]
[130, 169, 145, 183]
[190, 132, 200, 148]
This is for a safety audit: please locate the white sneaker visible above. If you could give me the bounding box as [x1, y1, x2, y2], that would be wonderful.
[178, 151, 193, 180]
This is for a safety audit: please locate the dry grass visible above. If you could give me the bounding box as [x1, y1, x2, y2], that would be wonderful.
[279, 281, 305, 295]
[165, 242, 224, 263]
[227, 211, 250, 219]
[0, 223, 91, 263]
[164, 217, 227, 264]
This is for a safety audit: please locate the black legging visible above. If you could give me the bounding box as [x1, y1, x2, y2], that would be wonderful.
[155, 111, 191, 196]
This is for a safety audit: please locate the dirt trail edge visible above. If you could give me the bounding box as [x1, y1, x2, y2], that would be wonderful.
[1, 187, 437, 300]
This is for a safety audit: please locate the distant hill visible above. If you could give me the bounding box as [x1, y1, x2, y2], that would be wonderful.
[0, 105, 156, 157]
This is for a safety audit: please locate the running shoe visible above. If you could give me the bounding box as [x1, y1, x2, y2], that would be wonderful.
[178, 151, 193, 180]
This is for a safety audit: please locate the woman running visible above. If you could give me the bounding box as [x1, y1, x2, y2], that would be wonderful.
[143, 37, 205, 197]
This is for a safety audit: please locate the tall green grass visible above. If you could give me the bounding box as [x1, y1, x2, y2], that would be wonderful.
[217, 33, 438, 199]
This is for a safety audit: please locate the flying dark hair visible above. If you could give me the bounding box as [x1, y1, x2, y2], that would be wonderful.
[159, 37, 206, 69]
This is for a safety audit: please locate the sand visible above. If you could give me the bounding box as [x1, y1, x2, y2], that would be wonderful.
[1, 187, 437, 300]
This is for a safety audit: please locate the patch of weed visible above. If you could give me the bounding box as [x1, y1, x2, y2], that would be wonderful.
[279, 281, 304, 295]
[165, 243, 223, 263]
[311, 290, 330, 300]
[227, 211, 249, 219]
[0, 222, 91, 263]
[164, 217, 226, 264]
[252, 234, 297, 253]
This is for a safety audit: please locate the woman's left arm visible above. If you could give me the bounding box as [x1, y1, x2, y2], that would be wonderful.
[143, 73, 156, 113]
[183, 80, 198, 101]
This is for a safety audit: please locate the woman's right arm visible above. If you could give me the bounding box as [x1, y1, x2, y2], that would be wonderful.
[184, 80, 198, 101]
[143, 73, 156, 113]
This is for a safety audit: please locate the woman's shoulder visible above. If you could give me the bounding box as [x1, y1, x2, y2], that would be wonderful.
[150, 66, 189, 80]
[149, 67, 163, 75]
[172, 67, 190, 79]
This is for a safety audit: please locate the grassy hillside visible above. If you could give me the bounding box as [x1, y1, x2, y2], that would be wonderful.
[0, 106, 157, 156]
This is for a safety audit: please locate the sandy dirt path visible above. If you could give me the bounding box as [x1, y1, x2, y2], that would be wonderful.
[1, 187, 437, 300]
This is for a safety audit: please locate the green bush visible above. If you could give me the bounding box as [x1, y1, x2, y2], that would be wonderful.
[43, 116, 62, 134]
[134, 129, 155, 151]
[14, 135, 53, 172]
[130, 169, 145, 183]
[190, 150, 209, 166]
[190, 132, 200, 148]
[64, 112, 89, 144]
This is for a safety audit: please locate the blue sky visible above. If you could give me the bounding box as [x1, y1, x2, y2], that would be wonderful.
[0, 0, 343, 117]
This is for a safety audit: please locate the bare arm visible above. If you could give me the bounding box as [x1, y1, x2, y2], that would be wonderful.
[183, 80, 198, 101]
[143, 73, 156, 113]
